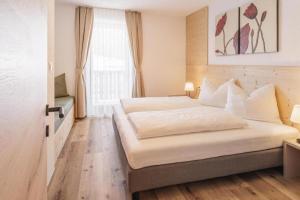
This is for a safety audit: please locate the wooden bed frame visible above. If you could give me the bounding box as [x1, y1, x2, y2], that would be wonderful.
[112, 116, 283, 200]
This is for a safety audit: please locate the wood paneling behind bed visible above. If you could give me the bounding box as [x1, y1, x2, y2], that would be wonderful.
[186, 7, 208, 96]
[196, 65, 300, 129]
[186, 7, 208, 66]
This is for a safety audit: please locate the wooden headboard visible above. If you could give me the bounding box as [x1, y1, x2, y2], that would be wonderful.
[187, 65, 300, 128]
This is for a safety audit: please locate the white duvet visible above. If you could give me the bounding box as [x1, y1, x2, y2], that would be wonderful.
[113, 105, 299, 169]
[128, 106, 247, 139]
[120, 96, 202, 113]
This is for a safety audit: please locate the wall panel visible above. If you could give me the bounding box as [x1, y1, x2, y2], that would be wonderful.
[186, 7, 208, 97]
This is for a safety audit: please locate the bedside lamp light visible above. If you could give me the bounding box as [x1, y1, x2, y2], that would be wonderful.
[185, 82, 194, 97]
[290, 105, 300, 143]
[291, 105, 300, 124]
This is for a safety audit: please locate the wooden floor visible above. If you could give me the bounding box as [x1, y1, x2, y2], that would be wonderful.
[48, 118, 300, 200]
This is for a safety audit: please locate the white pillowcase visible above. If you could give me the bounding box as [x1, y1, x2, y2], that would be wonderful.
[225, 84, 282, 124]
[199, 78, 235, 108]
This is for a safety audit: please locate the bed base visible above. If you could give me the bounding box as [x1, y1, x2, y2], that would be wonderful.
[112, 115, 283, 199]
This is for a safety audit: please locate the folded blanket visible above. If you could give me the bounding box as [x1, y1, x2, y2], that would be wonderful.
[121, 96, 202, 113]
[128, 106, 247, 139]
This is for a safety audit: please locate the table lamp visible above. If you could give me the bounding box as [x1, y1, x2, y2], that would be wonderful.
[185, 82, 194, 97]
[290, 105, 300, 143]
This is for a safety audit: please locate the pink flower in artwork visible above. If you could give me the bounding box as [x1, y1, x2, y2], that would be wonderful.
[244, 3, 268, 53]
[233, 30, 239, 54]
[244, 3, 258, 19]
[240, 23, 251, 54]
[215, 14, 227, 36]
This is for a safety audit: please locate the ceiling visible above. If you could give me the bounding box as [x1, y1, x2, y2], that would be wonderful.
[58, 0, 210, 16]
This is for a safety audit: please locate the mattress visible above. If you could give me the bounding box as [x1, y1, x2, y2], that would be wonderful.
[113, 105, 299, 169]
[55, 96, 74, 132]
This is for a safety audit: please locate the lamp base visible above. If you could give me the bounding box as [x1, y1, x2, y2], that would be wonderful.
[185, 91, 191, 97]
[297, 138, 300, 144]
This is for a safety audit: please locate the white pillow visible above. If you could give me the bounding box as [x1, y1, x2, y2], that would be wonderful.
[225, 84, 282, 124]
[199, 78, 235, 108]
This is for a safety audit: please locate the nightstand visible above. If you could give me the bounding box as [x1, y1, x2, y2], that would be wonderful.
[284, 139, 300, 178]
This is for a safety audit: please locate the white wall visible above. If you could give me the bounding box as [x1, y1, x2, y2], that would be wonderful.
[142, 12, 186, 96]
[208, 0, 300, 66]
[55, 4, 186, 97]
[55, 3, 76, 96]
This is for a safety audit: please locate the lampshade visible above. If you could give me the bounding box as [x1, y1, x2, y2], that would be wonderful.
[184, 82, 194, 92]
[290, 105, 300, 124]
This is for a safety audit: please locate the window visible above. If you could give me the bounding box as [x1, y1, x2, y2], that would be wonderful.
[86, 8, 134, 117]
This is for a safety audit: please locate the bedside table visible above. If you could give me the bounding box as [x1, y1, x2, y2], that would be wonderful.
[284, 139, 300, 178]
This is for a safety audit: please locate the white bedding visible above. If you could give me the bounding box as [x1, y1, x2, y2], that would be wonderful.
[128, 106, 247, 139]
[113, 105, 299, 169]
[120, 96, 202, 113]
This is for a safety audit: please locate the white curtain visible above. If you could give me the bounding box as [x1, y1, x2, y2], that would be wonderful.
[86, 8, 134, 118]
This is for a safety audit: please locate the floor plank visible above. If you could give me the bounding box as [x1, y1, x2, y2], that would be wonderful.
[48, 118, 300, 200]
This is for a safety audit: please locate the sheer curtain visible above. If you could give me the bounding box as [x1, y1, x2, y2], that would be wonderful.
[86, 8, 134, 118]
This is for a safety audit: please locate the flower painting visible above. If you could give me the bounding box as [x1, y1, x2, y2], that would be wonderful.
[240, 0, 278, 54]
[215, 9, 239, 56]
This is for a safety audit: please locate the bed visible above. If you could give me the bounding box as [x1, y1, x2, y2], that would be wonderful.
[112, 104, 299, 199]
[54, 96, 75, 159]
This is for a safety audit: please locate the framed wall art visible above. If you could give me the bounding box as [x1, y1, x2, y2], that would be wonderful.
[215, 0, 278, 56]
[240, 0, 278, 54]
